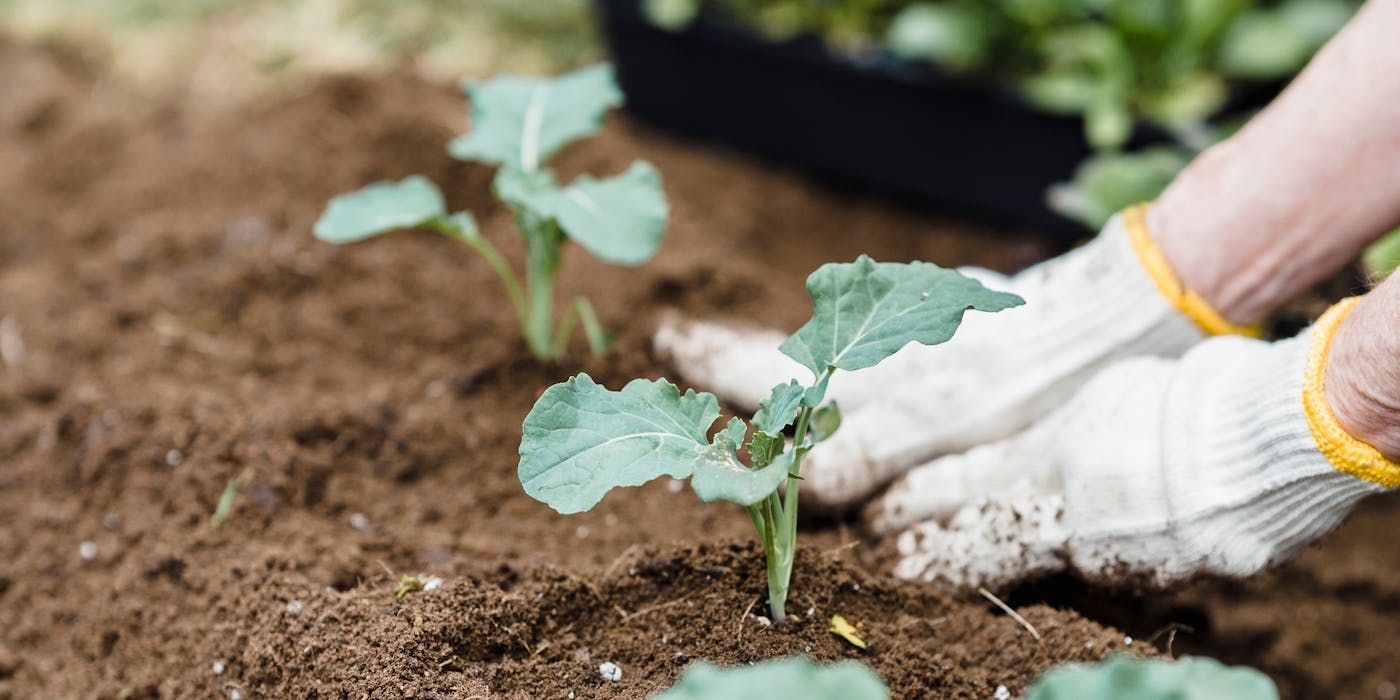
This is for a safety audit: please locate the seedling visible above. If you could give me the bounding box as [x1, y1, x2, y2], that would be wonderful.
[1026, 655, 1278, 700]
[518, 257, 1021, 621]
[314, 64, 668, 360]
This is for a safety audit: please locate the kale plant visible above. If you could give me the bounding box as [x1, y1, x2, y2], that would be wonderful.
[654, 656, 887, 699]
[314, 63, 668, 360]
[517, 257, 1021, 620]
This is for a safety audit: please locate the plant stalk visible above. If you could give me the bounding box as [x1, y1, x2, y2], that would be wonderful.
[521, 214, 563, 359]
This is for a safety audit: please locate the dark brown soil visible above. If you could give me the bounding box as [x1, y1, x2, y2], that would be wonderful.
[0, 38, 1394, 699]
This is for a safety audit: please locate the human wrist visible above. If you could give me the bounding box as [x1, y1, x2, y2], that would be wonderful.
[1325, 287, 1400, 463]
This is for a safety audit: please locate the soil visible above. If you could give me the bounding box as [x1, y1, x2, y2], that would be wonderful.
[0, 38, 1395, 699]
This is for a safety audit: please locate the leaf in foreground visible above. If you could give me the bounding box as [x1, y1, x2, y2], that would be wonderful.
[779, 256, 1024, 375]
[652, 656, 887, 700]
[519, 374, 785, 514]
[449, 63, 623, 171]
[1026, 655, 1278, 700]
[313, 176, 447, 243]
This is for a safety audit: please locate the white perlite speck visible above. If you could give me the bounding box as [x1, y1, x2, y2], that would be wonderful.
[598, 661, 622, 682]
[349, 512, 370, 531]
[1378, 681, 1397, 699]
[79, 540, 98, 561]
[420, 575, 444, 592]
[286, 600, 304, 614]
[212, 660, 226, 675]
[165, 449, 183, 467]
[994, 685, 1011, 700]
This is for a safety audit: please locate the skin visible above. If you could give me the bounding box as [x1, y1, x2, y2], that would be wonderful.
[1149, 0, 1400, 461]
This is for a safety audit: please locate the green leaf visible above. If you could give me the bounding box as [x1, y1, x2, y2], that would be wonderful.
[1047, 146, 1189, 229]
[716, 417, 748, 450]
[643, 0, 699, 31]
[495, 162, 668, 266]
[886, 4, 988, 70]
[746, 432, 786, 469]
[1363, 228, 1400, 278]
[1026, 655, 1279, 700]
[1085, 94, 1133, 150]
[519, 375, 785, 513]
[1279, 0, 1354, 48]
[519, 374, 718, 514]
[752, 380, 805, 435]
[314, 176, 446, 243]
[653, 656, 888, 700]
[546, 162, 668, 266]
[449, 63, 623, 171]
[779, 256, 1024, 375]
[1218, 9, 1310, 79]
[691, 447, 791, 506]
[810, 402, 842, 443]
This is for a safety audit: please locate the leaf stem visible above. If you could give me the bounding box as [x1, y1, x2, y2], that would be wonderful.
[427, 220, 527, 325]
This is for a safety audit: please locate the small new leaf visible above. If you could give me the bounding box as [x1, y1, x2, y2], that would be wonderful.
[780, 256, 1024, 375]
[449, 63, 623, 172]
[752, 380, 805, 435]
[654, 656, 888, 700]
[314, 176, 447, 243]
[691, 447, 791, 506]
[810, 402, 842, 443]
[746, 432, 785, 469]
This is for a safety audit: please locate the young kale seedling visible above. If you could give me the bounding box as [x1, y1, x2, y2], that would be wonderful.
[313, 64, 668, 360]
[517, 257, 1022, 621]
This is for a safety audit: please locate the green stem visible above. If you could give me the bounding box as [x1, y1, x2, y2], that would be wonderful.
[552, 298, 610, 357]
[427, 220, 526, 325]
[520, 214, 563, 360]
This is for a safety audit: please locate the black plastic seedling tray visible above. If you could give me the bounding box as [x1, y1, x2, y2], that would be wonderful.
[597, 0, 1105, 239]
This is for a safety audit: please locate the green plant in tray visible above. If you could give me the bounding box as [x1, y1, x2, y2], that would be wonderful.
[315, 63, 668, 360]
[517, 256, 1021, 620]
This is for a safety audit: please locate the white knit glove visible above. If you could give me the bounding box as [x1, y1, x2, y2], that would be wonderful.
[655, 207, 1243, 508]
[874, 300, 1397, 589]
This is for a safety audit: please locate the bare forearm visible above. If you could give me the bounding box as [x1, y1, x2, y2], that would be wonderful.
[1328, 272, 1400, 461]
[1151, 0, 1400, 325]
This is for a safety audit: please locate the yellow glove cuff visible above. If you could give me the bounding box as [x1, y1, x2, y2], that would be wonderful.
[1123, 204, 1262, 338]
[1303, 298, 1400, 488]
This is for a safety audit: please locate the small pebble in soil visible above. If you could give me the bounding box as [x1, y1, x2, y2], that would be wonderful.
[994, 684, 1010, 700]
[425, 380, 448, 399]
[420, 575, 443, 592]
[573, 648, 591, 663]
[598, 661, 622, 683]
[667, 478, 685, 493]
[78, 540, 97, 561]
[285, 600, 304, 615]
[212, 660, 226, 675]
[1123, 636, 1133, 645]
[750, 615, 772, 627]
[349, 512, 370, 531]
[102, 513, 120, 530]
[575, 525, 590, 540]
[1379, 681, 1397, 699]
[165, 449, 183, 467]
[227, 689, 242, 700]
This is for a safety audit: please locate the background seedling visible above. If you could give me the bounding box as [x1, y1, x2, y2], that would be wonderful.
[1026, 655, 1279, 700]
[314, 63, 668, 360]
[518, 256, 1022, 620]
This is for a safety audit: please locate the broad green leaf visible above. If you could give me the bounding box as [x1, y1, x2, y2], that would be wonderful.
[314, 176, 446, 243]
[494, 162, 668, 266]
[1363, 228, 1400, 278]
[519, 374, 718, 514]
[752, 380, 805, 435]
[449, 63, 623, 171]
[691, 448, 791, 505]
[546, 162, 668, 266]
[652, 656, 888, 700]
[1026, 655, 1278, 700]
[810, 402, 842, 443]
[1280, 0, 1354, 48]
[519, 375, 785, 513]
[779, 256, 1024, 375]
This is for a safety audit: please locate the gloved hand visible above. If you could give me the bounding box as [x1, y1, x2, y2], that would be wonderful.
[872, 299, 1398, 589]
[655, 206, 1251, 508]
